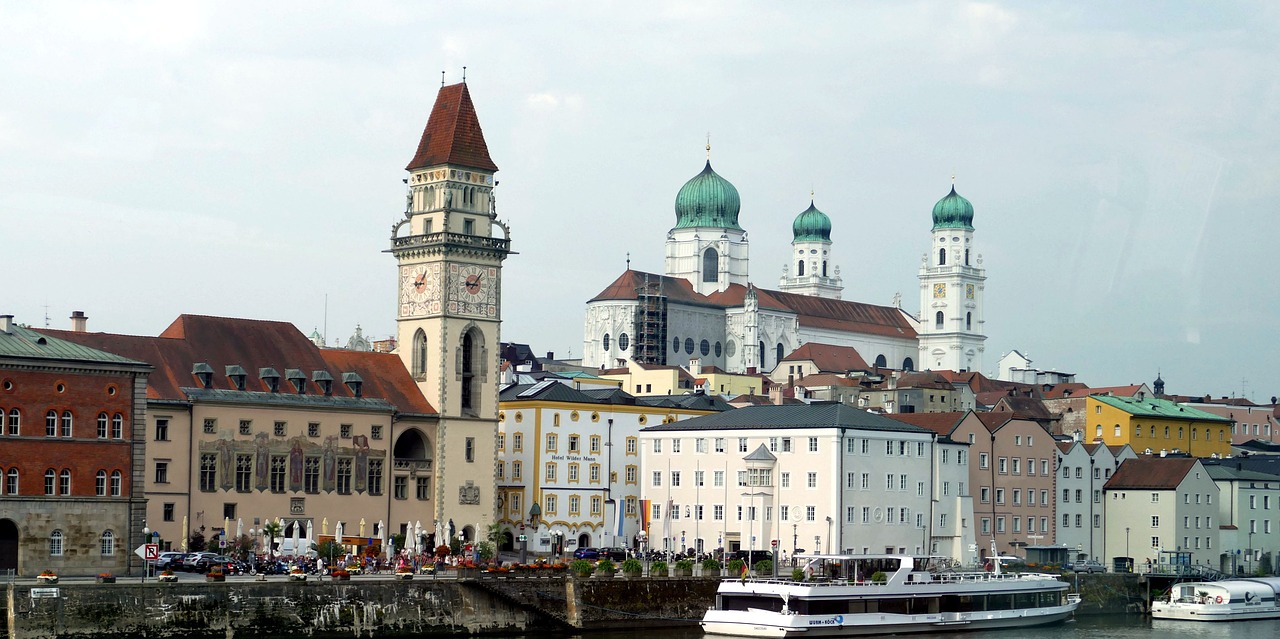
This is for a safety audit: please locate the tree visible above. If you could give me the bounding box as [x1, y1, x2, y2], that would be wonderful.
[188, 531, 207, 552]
[262, 520, 283, 557]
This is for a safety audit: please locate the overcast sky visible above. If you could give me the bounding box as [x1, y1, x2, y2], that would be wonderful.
[3, 2, 1278, 402]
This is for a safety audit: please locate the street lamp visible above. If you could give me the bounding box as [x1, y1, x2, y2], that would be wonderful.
[638, 531, 648, 572]
[792, 523, 798, 567]
[142, 523, 150, 583]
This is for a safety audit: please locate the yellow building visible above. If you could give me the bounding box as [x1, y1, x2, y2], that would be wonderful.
[1088, 395, 1233, 458]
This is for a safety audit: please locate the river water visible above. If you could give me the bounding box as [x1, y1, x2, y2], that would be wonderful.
[497, 616, 1280, 639]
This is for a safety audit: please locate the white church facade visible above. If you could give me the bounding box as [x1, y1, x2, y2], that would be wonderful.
[582, 158, 987, 376]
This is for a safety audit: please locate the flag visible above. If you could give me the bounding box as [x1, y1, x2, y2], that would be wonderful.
[803, 560, 816, 580]
[740, 560, 750, 582]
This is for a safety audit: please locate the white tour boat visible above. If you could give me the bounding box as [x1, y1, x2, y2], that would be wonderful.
[701, 552, 1078, 637]
[1151, 577, 1280, 621]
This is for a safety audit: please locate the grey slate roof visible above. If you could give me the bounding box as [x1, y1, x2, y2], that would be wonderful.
[1202, 460, 1280, 483]
[641, 402, 930, 433]
[0, 323, 146, 367]
[744, 443, 777, 461]
[182, 388, 395, 411]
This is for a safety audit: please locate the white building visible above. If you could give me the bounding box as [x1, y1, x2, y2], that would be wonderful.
[582, 159, 992, 376]
[1103, 456, 1219, 567]
[1054, 441, 1136, 561]
[1204, 460, 1280, 575]
[639, 403, 976, 564]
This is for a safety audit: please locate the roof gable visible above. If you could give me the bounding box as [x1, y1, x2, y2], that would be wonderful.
[1104, 457, 1199, 490]
[405, 83, 497, 172]
[784, 342, 870, 372]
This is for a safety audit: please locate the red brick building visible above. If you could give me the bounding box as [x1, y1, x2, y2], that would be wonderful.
[0, 314, 150, 576]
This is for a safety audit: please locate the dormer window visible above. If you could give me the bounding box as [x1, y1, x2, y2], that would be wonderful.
[312, 370, 334, 396]
[225, 365, 247, 391]
[192, 363, 214, 388]
[286, 369, 306, 394]
[342, 372, 364, 398]
[259, 368, 281, 392]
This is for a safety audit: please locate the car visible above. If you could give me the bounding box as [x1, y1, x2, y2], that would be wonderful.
[1071, 560, 1105, 574]
[183, 552, 218, 572]
[733, 550, 774, 566]
[598, 547, 628, 562]
[573, 547, 601, 560]
[152, 552, 187, 571]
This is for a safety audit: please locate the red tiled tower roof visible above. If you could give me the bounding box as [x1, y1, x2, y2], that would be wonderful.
[406, 83, 498, 172]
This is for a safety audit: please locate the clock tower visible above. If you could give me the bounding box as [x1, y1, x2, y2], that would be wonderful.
[390, 81, 511, 542]
[917, 184, 986, 373]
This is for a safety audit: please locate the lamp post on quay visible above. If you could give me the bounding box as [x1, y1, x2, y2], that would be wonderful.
[142, 523, 150, 583]
[638, 531, 648, 573]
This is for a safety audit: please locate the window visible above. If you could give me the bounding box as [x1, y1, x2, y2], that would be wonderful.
[304, 456, 320, 493]
[49, 530, 64, 556]
[7, 408, 19, 435]
[545, 463, 557, 481]
[808, 437, 818, 452]
[110, 470, 121, 496]
[393, 476, 407, 500]
[155, 418, 170, 441]
[199, 454, 217, 491]
[416, 477, 430, 500]
[807, 472, 817, 488]
[235, 455, 252, 492]
[806, 506, 816, 521]
[239, 419, 252, 435]
[46, 410, 57, 437]
[568, 435, 580, 453]
[163, 503, 175, 521]
[671, 438, 681, 453]
[568, 464, 580, 482]
[652, 471, 662, 487]
[512, 461, 522, 480]
[111, 413, 123, 438]
[1012, 458, 1021, 474]
[739, 438, 748, 453]
[308, 422, 320, 437]
[155, 461, 169, 485]
[98, 413, 109, 438]
[371, 424, 382, 440]
[96, 470, 108, 496]
[997, 457, 1007, 473]
[995, 488, 1005, 504]
[591, 435, 602, 454]
[715, 438, 725, 453]
[980, 487, 990, 503]
[714, 505, 724, 521]
[979, 453, 989, 469]
[861, 472, 870, 489]
[547, 434, 558, 451]
[270, 455, 287, 493]
[61, 411, 72, 437]
[100, 530, 116, 556]
[513, 433, 523, 451]
[1151, 516, 1160, 527]
[332, 458, 351, 494]
[59, 469, 70, 495]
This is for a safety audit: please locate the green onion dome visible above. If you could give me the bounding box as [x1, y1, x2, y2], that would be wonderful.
[792, 201, 832, 242]
[673, 161, 742, 230]
[931, 186, 975, 230]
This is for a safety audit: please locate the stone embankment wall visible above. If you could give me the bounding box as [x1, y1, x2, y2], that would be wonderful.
[3, 574, 1148, 638]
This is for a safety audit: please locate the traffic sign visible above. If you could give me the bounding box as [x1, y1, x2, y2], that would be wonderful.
[771, 540, 778, 547]
[135, 543, 159, 561]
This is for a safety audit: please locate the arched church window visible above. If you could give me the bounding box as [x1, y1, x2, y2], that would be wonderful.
[939, 248, 946, 265]
[412, 329, 427, 377]
[700, 340, 710, 356]
[935, 311, 944, 329]
[797, 260, 805, 276]
[602, 333, 611, 352]
[618, 333, 630, 351]
[874, 354, 887, 368]
[902, 357, 914, 372]
[776, 343, 784, 364]
[461, 328, 483, 413]
[702, 248, 718, 283]
[714, 342, 722, 357]
[685, 338, 695, 354]
[758, 341, 766, 367]
[966, 312, 972, 330]
[672, 337, 680, 352]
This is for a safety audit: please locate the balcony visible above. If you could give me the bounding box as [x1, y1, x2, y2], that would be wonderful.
[392, 232, 510, 253]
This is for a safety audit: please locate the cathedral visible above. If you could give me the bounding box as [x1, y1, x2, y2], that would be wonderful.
[581, 157, 987, 376]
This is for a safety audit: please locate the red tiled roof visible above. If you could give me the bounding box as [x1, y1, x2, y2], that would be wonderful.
[1104, 457, 1197, 490]
[784, 343, 870, 372]
[406, 83, 497, 172]
[884, 412, 967, 436]
[972, 411, 1013, 433]
[895, 371, 954, 390]
[40, 315, 435, 415]
[793, 373, 861, 388]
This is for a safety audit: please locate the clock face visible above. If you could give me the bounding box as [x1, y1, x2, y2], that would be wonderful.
[933, 283, 947, 298]
[966, 284, 975, 299]
[449, 264, 497, 317]
[399, 264, 441, 317]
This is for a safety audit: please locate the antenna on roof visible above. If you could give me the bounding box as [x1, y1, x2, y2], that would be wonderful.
[441, 71, 445, 87]
[462, 66, 467, 83]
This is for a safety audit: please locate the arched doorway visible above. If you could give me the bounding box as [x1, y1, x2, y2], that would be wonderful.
[578, 532, 591, 549]
[0, 519, 17, 573]
[501, 531, 514, 552]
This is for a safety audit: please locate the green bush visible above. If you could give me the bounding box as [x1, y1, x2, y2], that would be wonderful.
[675, 559, 694, 571]
[596, 558, 616, 573]
[754, 559, 773, 575]
[871, 571, 888, 583]
[620, 558, 643, 574]
[792, 567, 805, 581]
[650, 561, 669, 576]
[702, 558, 722, 572]
[570, 559, 594, 576]
[727, 559, 746, 575]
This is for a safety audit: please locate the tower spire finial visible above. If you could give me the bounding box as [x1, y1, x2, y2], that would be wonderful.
[441, 71, 445, 87]
[951, 171, 956, 185]
[462, 66, 467, 83]
[706, 132, 711, 161]
[626, 252, 631, 270]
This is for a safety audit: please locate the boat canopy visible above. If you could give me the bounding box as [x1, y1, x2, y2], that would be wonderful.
[1173, 579, 1280, 604]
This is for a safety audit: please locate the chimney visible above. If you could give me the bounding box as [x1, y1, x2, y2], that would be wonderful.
[70, 311, 88, 332]
[0, 314, 12, 334]
[546, 351, 554, 360]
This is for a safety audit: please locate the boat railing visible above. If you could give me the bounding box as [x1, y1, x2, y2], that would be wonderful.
[729, 571, 1057, 588]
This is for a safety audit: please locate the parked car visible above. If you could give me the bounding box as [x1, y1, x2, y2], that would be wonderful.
[152, 552, 186, 571]
[573, 547, 601, 560]
[733, 550, 774, 566]
[598, 547, 628, 562]
[1071, 560, 1105, 574]
[183, 552, 218, 572]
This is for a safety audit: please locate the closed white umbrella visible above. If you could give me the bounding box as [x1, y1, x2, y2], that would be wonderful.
[236, 517, 244, 542]
[293, 519, 302, 556]
[180, 515, 188, 552]
[336, 521, 344, 548]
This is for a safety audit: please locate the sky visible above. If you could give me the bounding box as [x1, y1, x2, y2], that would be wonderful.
[3, 1, 1278, 403]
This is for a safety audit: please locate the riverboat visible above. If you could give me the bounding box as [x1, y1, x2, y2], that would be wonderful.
[1151, 577, 1280, 621]
[701, 553, 1078, 637]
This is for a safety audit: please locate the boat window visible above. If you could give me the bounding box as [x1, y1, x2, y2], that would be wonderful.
[720, 594, 783, 613]
[987, 594, 1013, 610]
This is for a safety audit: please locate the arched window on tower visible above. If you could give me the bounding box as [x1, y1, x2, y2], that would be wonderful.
[758, 341, 766, 368]
[966, 312, 972, 330]
[935, 311, 944, 330]
[703, 248, 719, 283]
[411, 329, 427, 377]
[902, 357, 915, 372]
[964, 249, 970, 265]
[939, 248, 946, 265]
[874, 354, 887, 368]
[776, 343, 784, 364]
[822, 261, 828, 277]
[460, 328, 484, 414]
[797, 260, 805, 276]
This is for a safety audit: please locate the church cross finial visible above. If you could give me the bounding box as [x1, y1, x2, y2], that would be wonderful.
[462, 66, 467, 83]
[951, 171, 956, 185]
[626, 252, 631, 270]
[706, 133, 711, 160]
[440, 71, 445, 87]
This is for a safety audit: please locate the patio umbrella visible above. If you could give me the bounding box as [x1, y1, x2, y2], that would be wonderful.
[296, 519, 304, 554]
[180, 515, 188, 551]
[223, 516, 230, 550]
[236, 517, 243, 542]
[336, 521, 344, 549]
[415, 521, 422, 552]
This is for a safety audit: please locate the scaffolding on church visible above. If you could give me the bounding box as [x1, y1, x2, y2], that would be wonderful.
[632, 275, 668, 365]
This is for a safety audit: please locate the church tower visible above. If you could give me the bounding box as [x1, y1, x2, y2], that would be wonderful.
[917, 184, 986, 372]
[664, 149, 749, 295]
[390, 82, 511, 541]
[778, 199, 843, 299]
